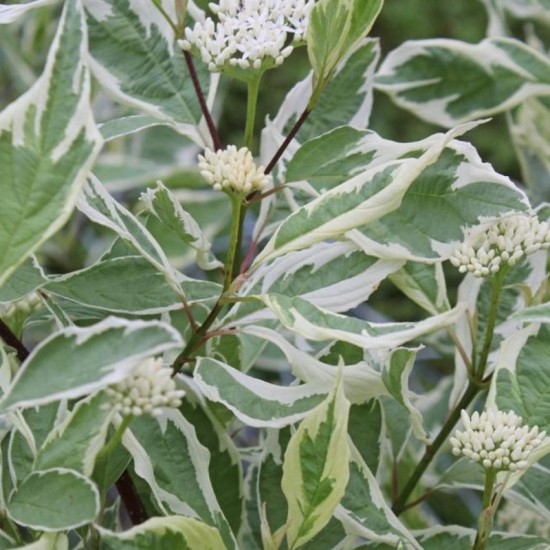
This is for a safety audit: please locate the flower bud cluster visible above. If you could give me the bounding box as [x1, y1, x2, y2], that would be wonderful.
[451, 409, 545, 472]
[179, 0, 314, 72]
[106, 358, 184, 417]
[0, 293, 41, 318]
[199, 145, 271, 194]
[449, 214, 550, 277]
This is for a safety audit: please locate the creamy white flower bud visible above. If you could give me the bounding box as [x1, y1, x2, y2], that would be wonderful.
[451, 409, 545, 472]
[105, 358, 185, 418]
[198, 145, 271, 194]
[449, 214, 550, 278]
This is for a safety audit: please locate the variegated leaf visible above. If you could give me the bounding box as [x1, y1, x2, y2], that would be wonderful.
[489, 324, 550, 433]
[0, 0, 57, 25]
[178, 379, 244, 536]
[6, 468, 99, 531]
[336, 448, 420, 548]
[99, 114, 166, 142]
[122, 410, 237, 549]
[84, 0, 213, 146]
[34, 392, 113, 477]
[307, 0, 383, 97]
[253, 294, 465, 350]
[240, 326, 389, 404]
[6, 532, 68, 550]
[46, 256, 220, 315]
[376, 37, 550, 127]
[382, 348, 431, 444]
[281, 370, 350, 549]
[285, 125, 529, 262]
[257, 39, 379, 238]
[97, 516, 226, 549]
[233, 241, 402, 322]
[0, 317, 181, 411]
[406, 525, 548, 550]
[253, 122, 482, 267]
[0, 257, 46, 305]
[508, 98, 550, 204]
[141, 181, 222, 270]
[194, 357, 328, 428]
[77, 175, 185, 298]
[0, 0, 102, 287]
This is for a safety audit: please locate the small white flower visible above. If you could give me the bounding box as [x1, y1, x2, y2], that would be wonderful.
[451, 409, 546, 472]
[105, 358, 185, 417]
[179, 0, 314, 73]
[449, 214, 550, 278]
[198, 145, 271, 194]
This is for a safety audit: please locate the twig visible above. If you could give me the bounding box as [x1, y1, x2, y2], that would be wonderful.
[264, 107, 311, 175]
[183, 51, 222, 151]
[116, 471, 148, 525]
[0, 319, 28, 362]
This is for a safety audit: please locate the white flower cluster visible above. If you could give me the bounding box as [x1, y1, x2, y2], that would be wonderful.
[450, 214, 550, 278]
[199, 145, 271, 194]
[498, 500, 550, 538]
[179, 0, 314, 72]
[106, 358, 184, 417]
[451, 409, 546, 471]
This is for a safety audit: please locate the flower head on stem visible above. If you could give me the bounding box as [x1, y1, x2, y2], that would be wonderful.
[451, 409, 545, 472]
[105, 357, 185, 417]
[179, 0, 314, 73]
[199, 145, 271, 194]
[450, 214, 550, 278]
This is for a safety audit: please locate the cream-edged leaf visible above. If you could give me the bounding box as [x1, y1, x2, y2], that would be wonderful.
[0, 317, 181, 411]
[281, 371, 350, 549]
[0, 0, 102, 287]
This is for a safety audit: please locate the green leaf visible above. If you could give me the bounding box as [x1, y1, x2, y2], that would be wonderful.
[253, 123, 481, 267]
[281, 370, 350, 549]
[84, 0, 212, 146]
[97, 516, 227, 550]
[376, 37, 550, 127]
[123, 410, 237, 548]
[0, 258, 46, 304]
[141, 181, 222, 271]
[194, 357, 328, 428]
[34, 392, 113, 476]
[0, 0, 102, 287]
[6, 468, 99, 530]
[307, 0, 383, 97]
[0, 317, 181, 411]
[46, 256, 220, 314]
